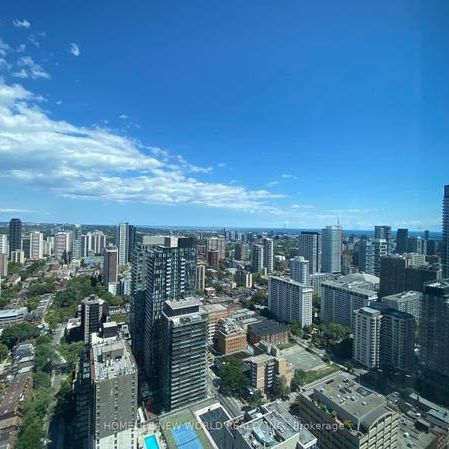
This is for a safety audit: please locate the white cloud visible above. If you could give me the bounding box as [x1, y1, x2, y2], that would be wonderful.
[0, 81, 282, 214]
[69, 43, 80, 57]
[28, 32, 46, 48]
[14, 56, 50, 79]
[16, 44, 26, 53]
[281, 173, 298, 179]
[0, 39, 10, 57]
[0, 208, 33, 213]
[0, 58, 11, 71]
[13, 19, 31, 29]
[266, 181, 279, 187]
[119, 114, 129, 119]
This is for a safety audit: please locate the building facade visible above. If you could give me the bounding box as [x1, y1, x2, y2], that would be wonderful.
[321, 225, 342, 273]
[268, 276, 313, 326]
[161, 299, 207, 411]
[353, 307, 381, 369]
[298, 231, 321, 274]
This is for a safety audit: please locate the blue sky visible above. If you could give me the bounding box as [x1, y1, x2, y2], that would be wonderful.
[0, 0, 448, 230]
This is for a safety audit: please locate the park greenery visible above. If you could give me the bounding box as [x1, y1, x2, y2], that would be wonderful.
[46, 276, 124, 329]
[0, 322, 41, 350]
[219, 357, 249, 397]
[291, 365, 339, 390]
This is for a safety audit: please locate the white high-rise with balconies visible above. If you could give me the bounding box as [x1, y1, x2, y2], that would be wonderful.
[29, 231, 44, 260]
[353, 307, 381, 369]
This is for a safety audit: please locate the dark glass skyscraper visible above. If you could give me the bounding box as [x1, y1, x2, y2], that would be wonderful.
[443, 185, 449, 278]
[396, 228, 408, 254]
[8, 218, 22, 256]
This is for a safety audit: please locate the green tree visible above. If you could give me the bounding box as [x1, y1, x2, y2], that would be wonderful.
[219, 358, 249, 396]
[1, 323, 40, 349]
[0, 343, 9, 361]
[271, 375, 289, 399]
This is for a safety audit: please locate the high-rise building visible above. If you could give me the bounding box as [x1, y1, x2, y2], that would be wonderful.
[9, 218, 22, 257]
[81, 294, 105, 344]
[234, 243, 249, 261]
[10, 250, 24, 264]
[298, 231, 321, 274]
[54, 231, 71, 262]
[0, 234, 8, 255]
[374, 225, 392, 252]
[0, 254, 8, 277]
[206, 237, 226, 260]
[142, 238, 196, 383]
[405, 264, 442, 292]
[161, 298, 207, 411]
[263, 238, 274, 274]
[88, 231, 107, 256]
[379, 308, 415, 373]
[396, 228, 409, 253]
[407, 236, 427, 255]
[268, 276, 313, 327]
[289, 256, 309, 284]
[71, 224, 82, 260]
[381, 290, 422, 323]
[22, 237, 30, 259]
[251, 244, 264, 273]
[90, 334, 137, 449]
[103, 247, 118, 285]
[129, 243, 152, 364]
[207, 250, 220, 269]
[321, 225, 342, 273]
[321, 279, 377, 328]
[419, 281, 449, 396]
[353, 307, 381, 369]
[235, 269, 252, 288]
[128, 224, 136, 262]
[116, 222, 130, 266]
[359, 239, 387, 276]
[195, 264, 206, 291]
[443, 185, 449, 277]
[29, 231, 44, 260]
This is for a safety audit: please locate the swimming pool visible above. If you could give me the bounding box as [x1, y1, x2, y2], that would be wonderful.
[144, 434, 160, 449]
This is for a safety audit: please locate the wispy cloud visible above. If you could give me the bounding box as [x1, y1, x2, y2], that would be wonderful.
[266, 181, 279, 187]
[0, 39, 10, 57]
[0, 81, 282, 214]
[28, 32, 46, 48]
[16, 43, 26, 53]
[69, 43, 80, 57]
[13, 19, 31, 29]
[281, 173, 298, 179]
[13, 56, 50, 79]
[0, 208, 34, 213]
[119, 114, 129, 119]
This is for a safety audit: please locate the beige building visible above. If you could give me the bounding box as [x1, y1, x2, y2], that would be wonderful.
[244, 353, 291, 396]
[296, 372, 399, 449]
[203, 303, 229, 344]
[216, 319, 247, 355]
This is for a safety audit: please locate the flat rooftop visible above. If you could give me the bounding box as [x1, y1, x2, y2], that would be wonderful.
[248, 319, 289, 336]
[303, 373, 394, 432]
[91, 335, 136, 382]
[236, 401, 316, 449]
[321, 280, 378, 297]
[382, 291, 422, 301]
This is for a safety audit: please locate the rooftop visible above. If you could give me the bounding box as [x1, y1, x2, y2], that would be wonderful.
[382, 290, 423, 301]
[321, 279, 378, 297]
[249, 319, 289, 336]
[91, 335, 136, 382]
[236, 401, 316, 449]
[303, 373, 395, 433]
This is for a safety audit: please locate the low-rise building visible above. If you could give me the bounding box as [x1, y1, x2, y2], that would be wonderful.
[0, 307, 28, 329]
[203, 303, 229, 344]
[247, 320, 289, 346]
[216, 319, 247, 355]
[296, 373, 399, 449]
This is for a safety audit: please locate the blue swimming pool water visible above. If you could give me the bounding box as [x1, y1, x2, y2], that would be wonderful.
[144, 435, 160, 449]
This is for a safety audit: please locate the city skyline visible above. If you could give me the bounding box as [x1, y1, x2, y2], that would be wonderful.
[1, 1, 448, 230]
